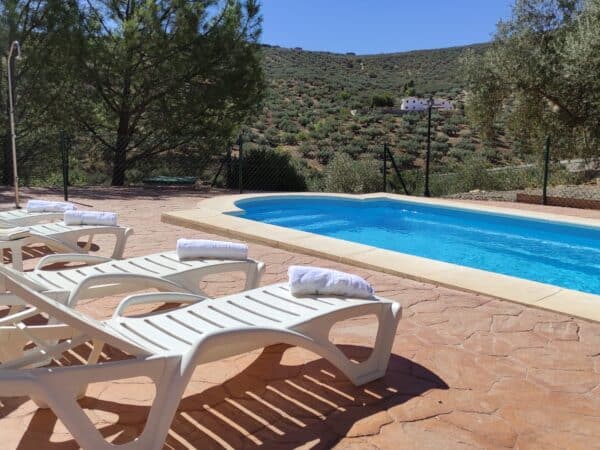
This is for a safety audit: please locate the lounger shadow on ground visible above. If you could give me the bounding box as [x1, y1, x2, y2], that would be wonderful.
[14, 344, 448, 449]
[2, 243, 101, 267]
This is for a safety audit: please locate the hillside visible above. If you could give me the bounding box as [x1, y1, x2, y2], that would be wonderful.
[240, 43, 522, 191]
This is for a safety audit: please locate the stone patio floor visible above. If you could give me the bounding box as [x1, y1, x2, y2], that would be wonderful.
[0, 187, 599, 450]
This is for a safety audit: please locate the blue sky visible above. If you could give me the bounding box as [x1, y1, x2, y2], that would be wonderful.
[260, 1, 513, 54]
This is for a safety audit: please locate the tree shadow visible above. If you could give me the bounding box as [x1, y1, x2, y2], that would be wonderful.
[16, 344, 448, 449]
[0, 186, 230, 204]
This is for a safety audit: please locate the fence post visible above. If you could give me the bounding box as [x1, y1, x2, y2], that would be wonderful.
[59, 130, 69, 201]
[382, 143, 388, 192]
[238, 135, 244, 194]
[542, 136, 550, 205]
[424, 101, 432, 197]
[226, 144, 232, 189]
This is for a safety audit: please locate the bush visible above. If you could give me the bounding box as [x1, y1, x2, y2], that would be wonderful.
[330, 131, 345, 143]
[264, 128, 280, 146]
[429, 156, 501, 195]
[395, 152, 416, 168]
[431, 141, 449, 153]
[298, 142, 315, 157]
[364, 127, 384, 138]
[370, 93, 394, 108]
[277, 118, 300, 133]
[401, 139, 421, 155]
[324, 153, 380, 193]
[415, 126, 429, 137]
[298, 115, 311, 127]
[282, 132, 298, 145]
[343, 144, 363, 159]
[456, 138, 476, 151]
[447, 147, 471, 161]
[482, 146, 503, 164]
[434, 133, 449, 143]
[317, 148, 334, 164]
[442, 123, 459, 136]
[227, 148, 307, 191]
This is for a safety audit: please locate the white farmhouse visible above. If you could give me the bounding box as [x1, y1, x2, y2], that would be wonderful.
[400, 97, 454, 111]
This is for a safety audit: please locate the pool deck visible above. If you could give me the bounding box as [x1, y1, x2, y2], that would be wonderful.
[162, 192, 600, 322]
[1, 187, 599, 449]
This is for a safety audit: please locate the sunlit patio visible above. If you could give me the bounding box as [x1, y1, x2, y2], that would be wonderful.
[0, 187, 598, 449]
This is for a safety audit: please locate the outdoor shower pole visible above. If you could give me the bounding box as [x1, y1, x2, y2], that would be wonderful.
[7, 41, 21, 208]
[424, 96, 434, 197]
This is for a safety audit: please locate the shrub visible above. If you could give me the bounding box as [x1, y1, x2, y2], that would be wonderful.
[415, 126, 429, 137]
[324, 153, 380, 193]
[281, 132, 298, 145]
[456, 138, 476, 151]
[401, 139, 421, 155]
[317, 148, 334, 164]
[434, 133, 449, 143]
[395, 152, 416, 168]
[227, 148, 307, 191]
[447, 147, 471, 161]
[337, 91, 351, 101]
[330, 131, 345, 143]
[370, 93, 394, 108]
[277, 118, 300, 133]
[427, 156, 500, 196]
[298, 142, 315, 157]
[343, 144, 363, 159]
[298, 115, 311, 127]
[264, 128, 280, 146]
[482, 146, 503, 164]
[431, 141, 449, 153]
[442, 123, 459, 136]
[296, 131, 309, 142]
[364, 127, 384, 138]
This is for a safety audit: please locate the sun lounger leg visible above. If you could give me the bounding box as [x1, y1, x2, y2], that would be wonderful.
[28, 356, 188, 450]
[294, 302, 402, 385]
[110, 228, 134, 259]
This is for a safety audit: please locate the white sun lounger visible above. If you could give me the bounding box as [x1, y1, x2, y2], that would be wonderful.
[0, 273, 401, 450]
[0, 208, 64, 227]
[0, 251, 264, 360]
[0, 221, 133, 270]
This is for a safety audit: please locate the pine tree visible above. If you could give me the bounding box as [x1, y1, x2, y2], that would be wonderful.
[76, 0, 264, 185]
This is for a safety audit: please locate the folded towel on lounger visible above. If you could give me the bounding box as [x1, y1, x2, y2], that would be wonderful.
[176, 238, 248, 261]
[27, 200, 76, 213]
[288, 266, 374, 298]
[64, 211, 117, 227]
[0, 227, 30, 241]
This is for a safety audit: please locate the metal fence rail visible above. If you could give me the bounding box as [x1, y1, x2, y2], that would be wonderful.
[0, 129, 597, 210]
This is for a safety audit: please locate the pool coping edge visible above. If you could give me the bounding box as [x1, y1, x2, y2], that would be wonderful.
[162, 193, 600, 323]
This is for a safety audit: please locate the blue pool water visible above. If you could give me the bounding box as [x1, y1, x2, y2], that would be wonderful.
[232, 196, 600, 295]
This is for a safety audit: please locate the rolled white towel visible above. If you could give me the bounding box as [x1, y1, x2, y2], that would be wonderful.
[176, 238, 248, 261]
[288, 266, 375, 298]
[64, 210, 117, 227]
[27, 199, 76, 213]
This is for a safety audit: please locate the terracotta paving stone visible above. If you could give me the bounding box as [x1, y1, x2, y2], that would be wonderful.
[440, 410, 519, 449]
[0, 187, 599, 449]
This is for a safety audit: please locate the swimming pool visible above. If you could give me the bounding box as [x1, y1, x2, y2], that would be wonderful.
[232, 196, 600, 295]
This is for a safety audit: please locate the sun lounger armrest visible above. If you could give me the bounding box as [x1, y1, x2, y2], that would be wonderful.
[0, 306, 40, 325]
[113, 292, 207, 318]
[67, 273, 192, 308]
[35, 254, 113, 270]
